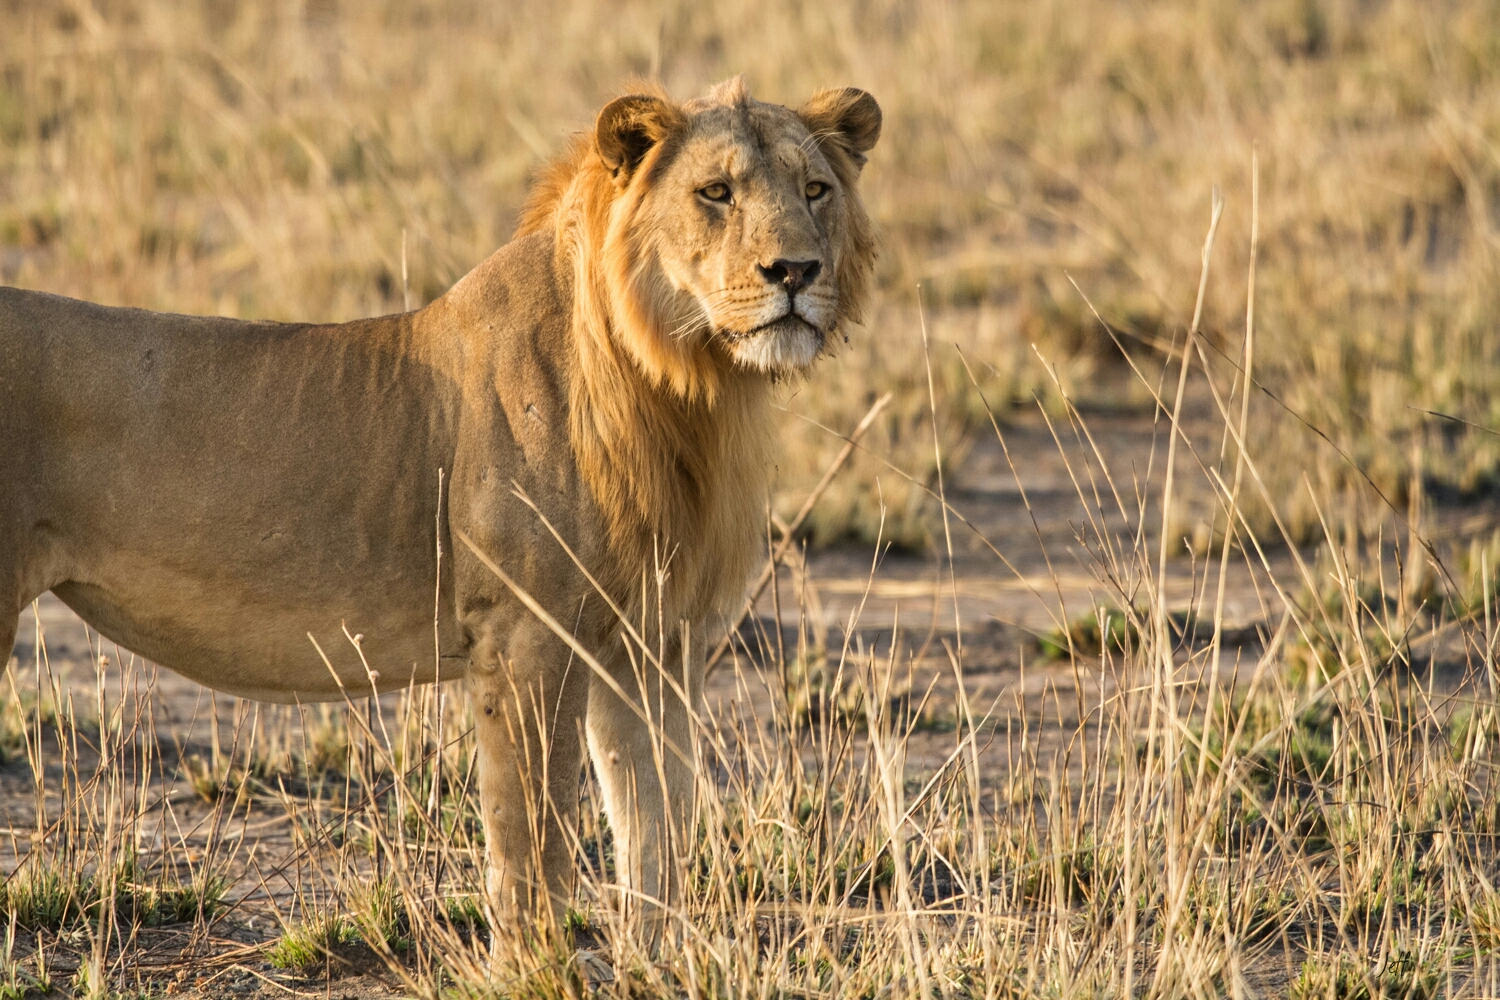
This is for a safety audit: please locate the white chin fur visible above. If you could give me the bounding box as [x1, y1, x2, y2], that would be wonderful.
[726, 319, 823, 372]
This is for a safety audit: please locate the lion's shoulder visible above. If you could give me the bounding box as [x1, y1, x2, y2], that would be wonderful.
[438, 233, 568, 342]
[423, 233, 575, 439]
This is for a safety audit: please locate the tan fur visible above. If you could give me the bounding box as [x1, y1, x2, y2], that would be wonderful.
[0, 78, 880, 935]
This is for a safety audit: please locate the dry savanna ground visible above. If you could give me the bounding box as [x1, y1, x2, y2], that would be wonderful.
[5, 0, 1500, 997]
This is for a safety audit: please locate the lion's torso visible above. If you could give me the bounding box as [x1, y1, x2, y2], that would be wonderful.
[0, 234, 635, 700]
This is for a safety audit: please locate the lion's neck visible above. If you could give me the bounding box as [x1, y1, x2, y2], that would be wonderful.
[563, 251, 773, 623]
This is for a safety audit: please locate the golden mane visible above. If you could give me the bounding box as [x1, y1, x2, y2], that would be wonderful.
[516, 103, 753, 619]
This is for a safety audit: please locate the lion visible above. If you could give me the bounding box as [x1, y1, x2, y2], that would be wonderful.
[0, 76, 881, 933]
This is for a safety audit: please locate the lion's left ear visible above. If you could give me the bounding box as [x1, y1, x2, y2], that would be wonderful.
[798, 87, 882, 170]
[595, 94, 683, 183]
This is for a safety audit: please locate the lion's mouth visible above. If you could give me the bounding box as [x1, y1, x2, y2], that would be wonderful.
[721, 313, 820, 342]
[717, 312, 826, 372]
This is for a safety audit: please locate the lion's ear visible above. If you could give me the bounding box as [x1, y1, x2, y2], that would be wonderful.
[595, 94, 681, 182]
[798, 87, 882, 169]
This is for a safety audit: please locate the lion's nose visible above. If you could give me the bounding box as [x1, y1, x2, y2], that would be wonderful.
[757, 258, 821, 294]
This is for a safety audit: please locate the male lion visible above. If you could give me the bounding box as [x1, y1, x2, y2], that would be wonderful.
[0, 77, 880, 931]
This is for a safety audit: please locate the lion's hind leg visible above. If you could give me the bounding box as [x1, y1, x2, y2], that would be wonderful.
[1, 602, 16, 680]
[0, 550, 49, 678]
[0, 479, 75, 676]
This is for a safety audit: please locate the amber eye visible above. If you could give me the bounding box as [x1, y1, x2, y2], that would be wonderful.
[699, 182, 732, 203]
[805, 181, 829, 200]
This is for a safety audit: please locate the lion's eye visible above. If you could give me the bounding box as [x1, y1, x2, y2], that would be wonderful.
[699, 183, 732, 204]
[805, 181, 829, 201]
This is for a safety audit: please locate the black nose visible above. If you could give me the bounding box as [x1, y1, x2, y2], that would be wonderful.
[757, 258, 822, 294]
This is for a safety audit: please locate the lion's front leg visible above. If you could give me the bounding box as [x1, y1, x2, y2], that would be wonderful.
[585, 625, 704, 937]
[470, 618, 590, 934]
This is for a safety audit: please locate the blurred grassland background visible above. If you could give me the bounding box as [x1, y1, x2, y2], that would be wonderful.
[3, 0, 1499, 548]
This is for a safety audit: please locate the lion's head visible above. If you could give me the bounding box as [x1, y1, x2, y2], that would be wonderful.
[520, 77, 881, 400]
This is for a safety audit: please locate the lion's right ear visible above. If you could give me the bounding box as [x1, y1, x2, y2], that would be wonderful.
[798, 87, 882, 170]
[595, 94, 682, 183]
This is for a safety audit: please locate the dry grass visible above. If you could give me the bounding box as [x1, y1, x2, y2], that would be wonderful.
[6, 0, 1500, 997]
